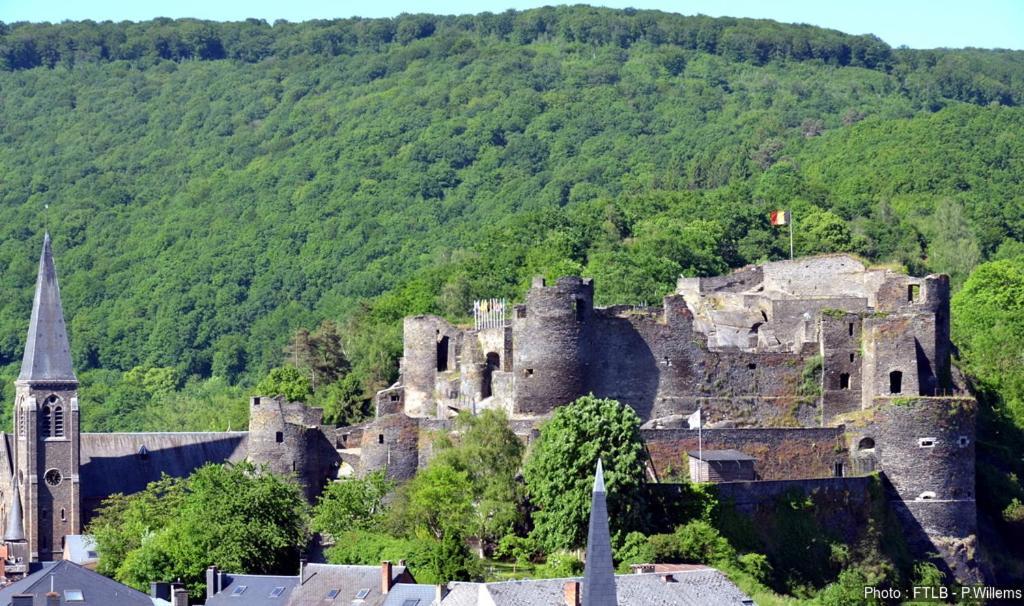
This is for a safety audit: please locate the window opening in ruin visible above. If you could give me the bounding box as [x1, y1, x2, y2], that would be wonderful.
[918, 438, 936, 448]
[574, 298, 586, 322]
[848, 322, 854, 336]
[850, 353, 855, 363]
[390, 394, 400, 402]
[275, 431, 284, 443]
[839, 373, 850, 390]
[748, 363, 756, 370]
[908, 284, 920, 302]
[60, 508, 65, 522]
[889, 371, 903, 394]
[761, 310, 768, 322]
[436, 336, 450, 371]
[858, 437, 875, 450]
[378, 434, 385, 444]
[482, 352, 500, 399]
[524, 368, 534, 377]
[958, 436, 970, 448]
[517, 307, 526, 319]
[833, 462, 844, 477]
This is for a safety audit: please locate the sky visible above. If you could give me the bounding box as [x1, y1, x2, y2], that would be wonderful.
[0, 0, 1021, 50]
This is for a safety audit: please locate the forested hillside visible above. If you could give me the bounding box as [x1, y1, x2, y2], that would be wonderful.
[0, 7, 1022, 430]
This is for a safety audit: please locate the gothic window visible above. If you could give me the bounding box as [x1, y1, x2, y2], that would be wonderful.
[53, 405, 64, 437]
[41, 405, 52, 438]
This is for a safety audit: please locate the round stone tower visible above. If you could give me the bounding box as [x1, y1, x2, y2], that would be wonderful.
[512, 276, 593, 415]
[247, 396, 327, 502]
[872, 396, 981, 583]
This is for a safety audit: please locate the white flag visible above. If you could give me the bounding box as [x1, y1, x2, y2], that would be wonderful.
[688, 408, 701, 429]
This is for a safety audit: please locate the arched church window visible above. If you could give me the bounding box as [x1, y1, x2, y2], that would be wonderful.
[53, 405, 64, 437]
[41, 405, 52, 438]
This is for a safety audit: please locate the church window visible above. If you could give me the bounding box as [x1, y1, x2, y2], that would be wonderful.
[53, 405, 64, 437]
[42, 405, 52, 438]
[60, 508, 66, 522]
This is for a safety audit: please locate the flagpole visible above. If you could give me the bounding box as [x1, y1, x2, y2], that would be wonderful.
[698, 408, 702, 483]
[789, 210, 794, 260]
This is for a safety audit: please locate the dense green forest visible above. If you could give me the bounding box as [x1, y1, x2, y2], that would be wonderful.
[1, 7, 1022, 429]
[4, 5, 1024, 598]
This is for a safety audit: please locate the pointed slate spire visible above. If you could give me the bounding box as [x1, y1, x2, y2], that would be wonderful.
[582, 459, 617, 606]
[18, 233, 76, 384]
[5, 477, 25, 542]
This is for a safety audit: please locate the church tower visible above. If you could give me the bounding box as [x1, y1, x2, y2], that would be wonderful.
[12, 233, 81, 561]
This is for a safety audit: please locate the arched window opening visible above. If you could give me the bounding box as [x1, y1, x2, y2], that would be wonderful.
[53, 406, 64, 437]
[482, 352, 500, 399]
[858, 437, 875, 451]
[889, 371, 903, 394]
[41, 405, 52, 438]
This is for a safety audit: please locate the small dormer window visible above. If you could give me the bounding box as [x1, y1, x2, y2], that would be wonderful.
[64, 590, 84, 602]
[326, 589, 341, 599]
[355, 588, 370, 600]
[269, 587, 285, 598]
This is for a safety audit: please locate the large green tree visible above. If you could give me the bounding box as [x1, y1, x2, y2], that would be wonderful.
[89, 463, 309, 599]
[523, 395, 648, 551]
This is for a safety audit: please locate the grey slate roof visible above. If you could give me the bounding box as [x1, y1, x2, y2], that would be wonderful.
[582, 460, 616, 606]
[443, 569, 753, 606]
[382, 583, 438, 606]
[18, 233, 76, 384]
[62, 535, 98, 566]
[289, 563, 415, 606]
[687, 450, 756, 462]
[0, 560, 154, 606]
[79, 432, 248, 502]
[203, 573, 298, 606]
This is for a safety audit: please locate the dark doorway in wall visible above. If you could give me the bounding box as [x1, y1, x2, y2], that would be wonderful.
[834, 462, 845, 477]
[858, 437, 875, 450]
[437, 336, 450, 371]
[889, 370, 903, 394]
[574, 298, 586, 322]
[482, 352, 500, 399]
[839, 373, 850, 389]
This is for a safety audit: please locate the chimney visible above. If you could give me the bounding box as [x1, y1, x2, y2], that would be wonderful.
[152, 581, 172, 601]
[381, 560, 393, 594]
[630, 563, 655, 574]
[46, 593, 60, 606]
[660, 573, 676, 583]
[172, 587, 189, 606]
[435, 584, 449, 604]
[11, 595, 32, 606]
[206, 565, 220, 598]
[563, 581, 580, 606]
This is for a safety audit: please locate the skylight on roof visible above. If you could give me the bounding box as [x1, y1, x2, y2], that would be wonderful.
[355, 588, 370, 600]
[231, 585, 248, 596]
[64, 590, 85, 602]
[269, 586, 286, 598]
[326, 588, 341, 600]
[402, 600, 421, 606]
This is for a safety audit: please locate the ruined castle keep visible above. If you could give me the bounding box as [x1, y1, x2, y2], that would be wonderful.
[362, 254, 979, 583]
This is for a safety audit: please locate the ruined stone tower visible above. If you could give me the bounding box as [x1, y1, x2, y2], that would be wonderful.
[512, 276, 593, 415]
[13, 233, 82, 561]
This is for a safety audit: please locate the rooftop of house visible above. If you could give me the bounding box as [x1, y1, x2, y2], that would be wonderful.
[442, 568, 753, 606]
[203, 572, 299, 606]
[0, 560, 156, 606]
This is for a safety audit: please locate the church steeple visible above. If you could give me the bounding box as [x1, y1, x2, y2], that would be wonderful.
[582, 459, 617, 606]
[4, 477, 25, 543]
[18, 233, 76, 384]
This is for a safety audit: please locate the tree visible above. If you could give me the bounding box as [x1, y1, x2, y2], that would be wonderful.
[523, 395, 648, 551]
[89, 462, 309, 599]
[255, 366, 313, 402]
[797, 207, 853, 255]
[431, 410, 526, 551]
[393, 461, 474, 541]
[312, 470, 393, 538]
